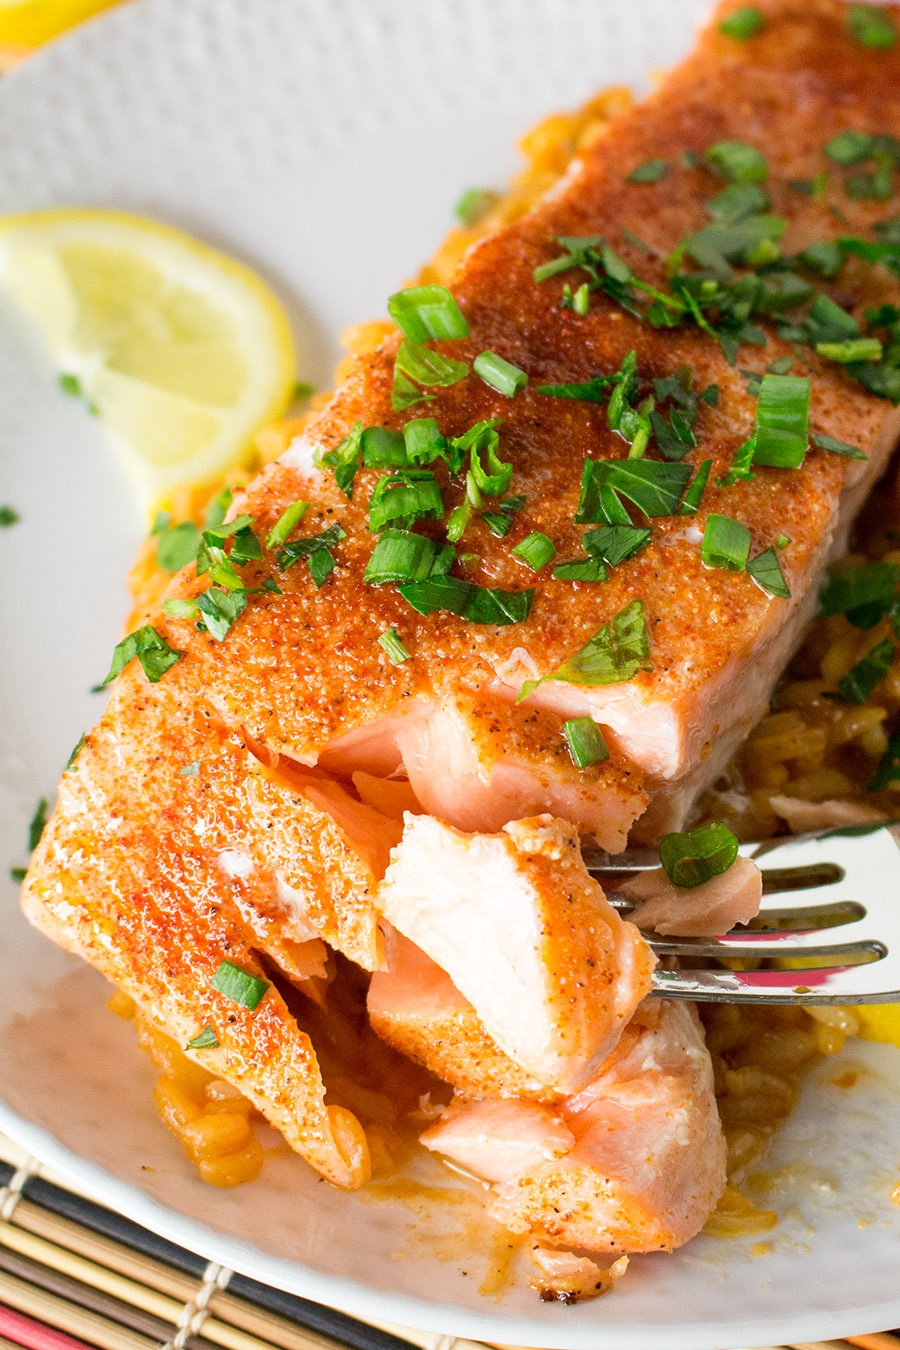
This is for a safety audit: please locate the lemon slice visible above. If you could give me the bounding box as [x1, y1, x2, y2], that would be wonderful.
[0, 208, 296, 509]
[0, 0, 121, 48]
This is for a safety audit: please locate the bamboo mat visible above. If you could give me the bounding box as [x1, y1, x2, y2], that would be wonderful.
[0, 1134, 894, 1350]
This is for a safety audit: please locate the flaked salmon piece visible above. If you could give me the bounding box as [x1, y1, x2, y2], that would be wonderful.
[620, 855, 762, 937]
[319, 696, 645, 852]
[422, 1099, 575, 1179]
[368, 926, 551, 1100]
[769, 794, 889, 833]
[377, 814, 655, 1093]
[423, 999, 725, 1255]
[527, 1247, 629, 1303]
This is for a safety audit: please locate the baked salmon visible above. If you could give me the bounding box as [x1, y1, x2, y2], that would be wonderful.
[20, 0, 900, 1282]
[422, 999, 725, 1255]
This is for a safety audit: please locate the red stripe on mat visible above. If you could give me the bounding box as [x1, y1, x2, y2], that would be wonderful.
[0, 1306, 93, 1350]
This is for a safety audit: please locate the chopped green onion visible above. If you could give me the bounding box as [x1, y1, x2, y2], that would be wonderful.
[291, 380, 315, 401]
[454, 187, 500, 226]
[155, 521, 200, 572]
[752, 373, 810, 469]
[27, 798, 48, 853]
[364, 529, 436, 584]
[316, 421, 363, 498]
[659, 821, 740, 888]
[824, 129, 875, 165]
[387, 285, 469, 343]
[847, 3, 897, 49]
[552, 557, 608, 583]
[378, 627, 411, 664]
[562, 716, 610, 769]
[868, 729, 900, 790]
[65, 734, 86, 771]
[575, 458, 693, 522]
[775, 532, 792, 549]
[537, 374, 618, 400]
[813, 432, 867, 459]
[196, 587, 248, 641]
[276, 522, 346, 570]
[838, 637, 896, 702]
[701, 514, 752, 572]
[211, 959, 270, 1011]
[464, 421, 513, 495]
[266, 501, 310, 549]
[186, 1025, 219, 1050]
[9, 867, 26, 883]
[100, 626, 183, 686]
[747, 546, 791, 597]
[395, 340, 469, 389]
[512, 531, 556, 571]
[162, 598, 200, 620]
[582, 523, 651, 566]
[404, 418, 446, 464]
[481, 511, 513, 537]
[679, 459, 713, 515]
[368, 473, 444, 533]
[179, 761, 200, 777]
[473, 350, 528, 397]
[820, 560, 900, 628]
[718, 6, 763, 38]
[307, 548, 335, 588]
[521, 599, 651, 697]
[706, 140, 768, 184]
[0, 505, 19, 527]
[627, 158, 669, 183]
[361, 427, 407, 468]
[817, 337, 883, 363]
[397, 574, 534, 626]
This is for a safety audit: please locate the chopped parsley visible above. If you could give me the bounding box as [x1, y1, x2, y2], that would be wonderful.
[718, 6, 763, 38]
[627, 158, 669, 184]
[99, 625, 183, 686]
[838, 637, 896, 703]
[521, 599, 652, 698]
[0, 505, 19, 527]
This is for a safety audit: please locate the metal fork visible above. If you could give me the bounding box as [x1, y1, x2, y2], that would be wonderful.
[583, 823, 900, 1005]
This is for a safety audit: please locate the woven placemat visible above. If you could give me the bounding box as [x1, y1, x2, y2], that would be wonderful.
[0, 1134, 895, 1350]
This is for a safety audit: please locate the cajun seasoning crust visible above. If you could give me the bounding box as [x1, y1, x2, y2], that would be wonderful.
[118, 0, 900, 829]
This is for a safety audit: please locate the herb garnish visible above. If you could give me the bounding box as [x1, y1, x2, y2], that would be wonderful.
[701, 514, 752, 571]
[473, 350, 528, 396]
[576, 458, 693, 523]
[718, 6, 763, 39]
[627, 158, 669, 184]
[378, 627, 411, 664]
[100, 625, 183, 686]
[819, 560, 900, 628]
[211, 959, 270, 1011]
[0, 505, 19, 527]
[847, 3, 897, 49]
[512, 532, 556, 572]
[563, 716, 610, 768]
[186, 1025, 219, 1050]
[520, 598, 652, 698]
[659, 821, 740, 888]
[838, 637, 896, 702]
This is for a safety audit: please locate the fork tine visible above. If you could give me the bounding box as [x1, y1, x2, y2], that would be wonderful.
[653, 961, 900, 1004]
[588, 823, 900, 1003]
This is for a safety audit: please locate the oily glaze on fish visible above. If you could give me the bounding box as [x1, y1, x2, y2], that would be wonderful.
[21, 0, 900, 1276]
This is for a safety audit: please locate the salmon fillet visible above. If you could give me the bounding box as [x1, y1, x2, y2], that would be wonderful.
[20, 0, 900, 1274]
[377, 814, 655, 1092]
[422, 999, 725, 1255]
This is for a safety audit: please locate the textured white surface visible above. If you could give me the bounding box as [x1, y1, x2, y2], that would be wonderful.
[1, 0, 900, 1346]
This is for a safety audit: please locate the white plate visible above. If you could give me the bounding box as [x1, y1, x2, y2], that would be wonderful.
[1, 1, 900, 1345]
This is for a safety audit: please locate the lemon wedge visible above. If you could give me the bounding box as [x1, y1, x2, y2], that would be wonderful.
[0, 0, 121, 48]
[0, 208, 296, 509]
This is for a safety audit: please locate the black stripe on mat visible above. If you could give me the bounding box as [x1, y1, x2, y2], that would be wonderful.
[228, 1274, 421, 1350]
[21, 1176, 209, 1277]
[20, 1177, 420, 1350]
[0, 1163, 15, 1188]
